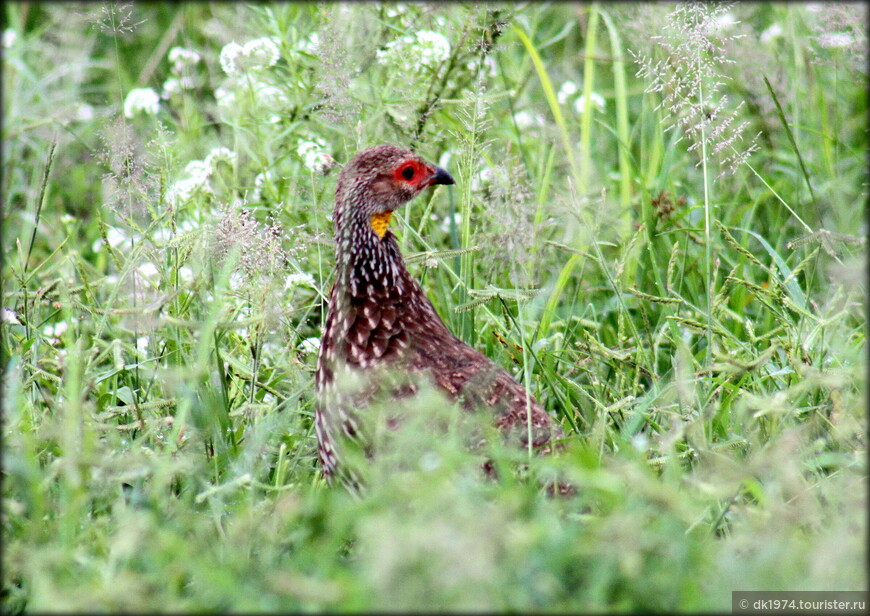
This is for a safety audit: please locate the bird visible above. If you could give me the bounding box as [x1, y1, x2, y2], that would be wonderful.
[315, 144, 566, 488]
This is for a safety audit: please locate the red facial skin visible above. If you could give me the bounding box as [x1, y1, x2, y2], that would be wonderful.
[392, 160, 430, 189]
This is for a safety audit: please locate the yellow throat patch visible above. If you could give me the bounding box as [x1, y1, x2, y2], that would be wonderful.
[371, 211, 392, 239]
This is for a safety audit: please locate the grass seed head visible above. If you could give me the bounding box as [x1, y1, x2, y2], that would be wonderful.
[98, 116, 157, 219]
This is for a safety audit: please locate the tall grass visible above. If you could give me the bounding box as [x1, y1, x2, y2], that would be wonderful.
[2, 2, 866, 612]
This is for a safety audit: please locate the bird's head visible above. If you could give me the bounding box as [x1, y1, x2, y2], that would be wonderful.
[335, 145, 454, 239]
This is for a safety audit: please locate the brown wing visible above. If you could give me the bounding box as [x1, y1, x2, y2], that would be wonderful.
[393, 277, 561, 451]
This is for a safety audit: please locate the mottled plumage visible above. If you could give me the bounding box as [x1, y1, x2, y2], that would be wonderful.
[315, 145, 563, 486]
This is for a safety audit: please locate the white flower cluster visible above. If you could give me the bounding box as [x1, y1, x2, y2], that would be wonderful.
[2, 307, 20, 325]
[3, 28, 16, 48]
[760, 23, 784, 44]
[296, 138, 334, 174]
[251, 170, 273, 203]
[220, 37, 281, 75]
[205, 146, 236, 168]
[299, 337, 321, 354]
[167, 164, 211, 206]
[385, 3, 410, 20]
[383, 4, 448, 31]
[376, 30, 451, 73]
[162, 79, 184, 99]
[285, 272, 316, 288]
[44, 318, 77, 344]
[123, 87, 160, 118]
[557, 80, 578, 105]
[167, 147, 237, 206]
[470, 166, 496, 192]
[415, 31, 451, 68]
[91, 223, 198, 255]
[557, 80, 607, 115]
[513, 110, 546, 130]
[439, 212, 462, 233]
[711, 11, 739, 33]
[215, 75, 288, 124]
[169, 46, 201, 72]
[162, 46, 202, 99]
[75, 103, 95, 121]
[575, 92, 607, 114]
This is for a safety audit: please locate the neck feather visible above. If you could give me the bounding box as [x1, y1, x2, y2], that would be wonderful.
[333, 200, 406, 297]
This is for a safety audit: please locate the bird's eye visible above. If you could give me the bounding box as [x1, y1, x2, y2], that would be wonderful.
[401, 166, 415, 180]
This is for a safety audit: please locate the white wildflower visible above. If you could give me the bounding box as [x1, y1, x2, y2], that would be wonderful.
[760, 23, 783, 44]
[440, 212, 461, 233]
[252, 81, 286, 107]
[255, 170, 271, 187]
[220, 37, 280, 75]
[573, 92, 607, 115]
[385, 3, 408, 19]
[711, 12, 738, 32]
[285, 272, 316, 288]
[162, 77, 182, 99]
[215, 77, 286, 120]
[414, 31, 450, 68]
[185, 159, 212, 183]
[2, 308, 21, 325]
[74, 103, 95, 121]
[123, 88, 160, 118]
[167, 159, 214, 206]
[471, 167, 495, 192]
[300, 337, 321, 354]
[205, 147, 237, 169]
[136, 336, 150, 357]
[296, 138, 335, 173]
[44, 320, 69, 339]
[168, 46, 201, 73]
[251, 170, 273, 203]
[219, 42, 244, 74]
[631, 432, 649, 452]
[557, 80, 579, 105]
[3, 29, 16, 48]
[514, 110, 546, 129]
[214, 86, 235, 108]
[377, 30, 450, 73]
[163, 74, 195, 99]
[438, 151, 453, 171]
[168, 177, 210, 206]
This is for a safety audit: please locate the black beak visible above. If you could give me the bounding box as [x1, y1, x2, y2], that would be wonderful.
[428, 166, 455, 186]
